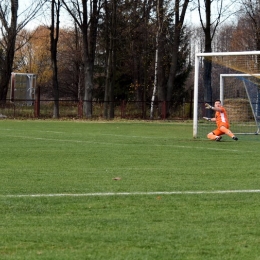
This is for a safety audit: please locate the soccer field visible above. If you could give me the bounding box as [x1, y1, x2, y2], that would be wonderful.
[1, 120, 260, 259]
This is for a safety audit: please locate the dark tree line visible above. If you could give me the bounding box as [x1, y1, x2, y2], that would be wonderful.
[1, 0, 260, 119]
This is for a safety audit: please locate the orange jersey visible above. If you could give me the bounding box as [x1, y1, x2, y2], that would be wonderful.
[215, 106, 230, 128]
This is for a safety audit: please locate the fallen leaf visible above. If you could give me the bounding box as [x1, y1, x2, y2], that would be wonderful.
[113, 177, 121, 180]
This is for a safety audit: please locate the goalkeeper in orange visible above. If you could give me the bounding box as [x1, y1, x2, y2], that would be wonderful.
[203, 99, 238, 141]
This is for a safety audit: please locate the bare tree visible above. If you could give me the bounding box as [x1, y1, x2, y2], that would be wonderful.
[241, 0, 260, 50]
[103, 0, 117, 119]
[50, 0, 61, 118]
[166, 0, 190, 114]
[150, 0, 164, 119]
[197, 0, 237, 113]
[198, 0, 218, 110]
[0, 0, 46, 103]
[61, 0, 102, 118]
[0, 0, 19, 102]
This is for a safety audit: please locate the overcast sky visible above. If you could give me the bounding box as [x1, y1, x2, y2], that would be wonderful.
[18, 0, 71, 30]
[18, 0, 239, 30]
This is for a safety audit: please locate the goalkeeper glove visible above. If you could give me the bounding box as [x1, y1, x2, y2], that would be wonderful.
[203, 117, 211, 121]
[205, 103, 212, 109]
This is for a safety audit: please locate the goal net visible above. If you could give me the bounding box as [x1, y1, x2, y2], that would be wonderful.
[9, 73, 37, 106]
[193, 51, 260, 139]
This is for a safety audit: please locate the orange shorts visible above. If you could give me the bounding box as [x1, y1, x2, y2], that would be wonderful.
[212, 128, 225, 136]
[212, 123, 229, 136]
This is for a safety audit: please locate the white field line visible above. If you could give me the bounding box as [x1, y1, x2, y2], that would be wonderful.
[38, 131, 64, 134]
[1, 129, 64, 134]
[2, 134, 250, 153]
[2, 190, 260, 198]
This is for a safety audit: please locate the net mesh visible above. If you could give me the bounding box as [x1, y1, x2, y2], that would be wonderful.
[206, 55, 260, 75]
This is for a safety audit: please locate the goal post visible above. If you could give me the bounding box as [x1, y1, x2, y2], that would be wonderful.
[193, 51, 260, 138]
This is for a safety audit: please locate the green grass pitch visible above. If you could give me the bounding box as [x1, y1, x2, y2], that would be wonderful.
[1, 120, 260, 259]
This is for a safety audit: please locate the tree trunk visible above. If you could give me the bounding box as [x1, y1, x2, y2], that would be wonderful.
[166, 0, 189, 116]
[83, 53, 94, 118]
[150, 33, 159, 119]
[0, 0, 18, 103]
[203, 0, 212, 118]
[50, 0, 61, 118]
[103, 0, 116, 119]
[103, 0, 109, 119]
[156, 0, 166, 118]
[108, 0, 117, 119]
[166, 33, 180, 103]
[142, 0, 150, 119]
[104, 32, 113, 119]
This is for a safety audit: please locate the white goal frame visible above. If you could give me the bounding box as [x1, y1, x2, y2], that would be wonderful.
[193, 51, 260, 138]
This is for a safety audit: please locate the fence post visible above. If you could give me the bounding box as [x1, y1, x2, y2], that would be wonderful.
[78, 100, 83, 118]
[142, 100, 146, 119]
[162, 101, 166, 119]
[121, 100, 125, 118]
[34, 86, 40, 118]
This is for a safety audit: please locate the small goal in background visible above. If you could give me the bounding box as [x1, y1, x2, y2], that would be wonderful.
[9, 72, 37, 106]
